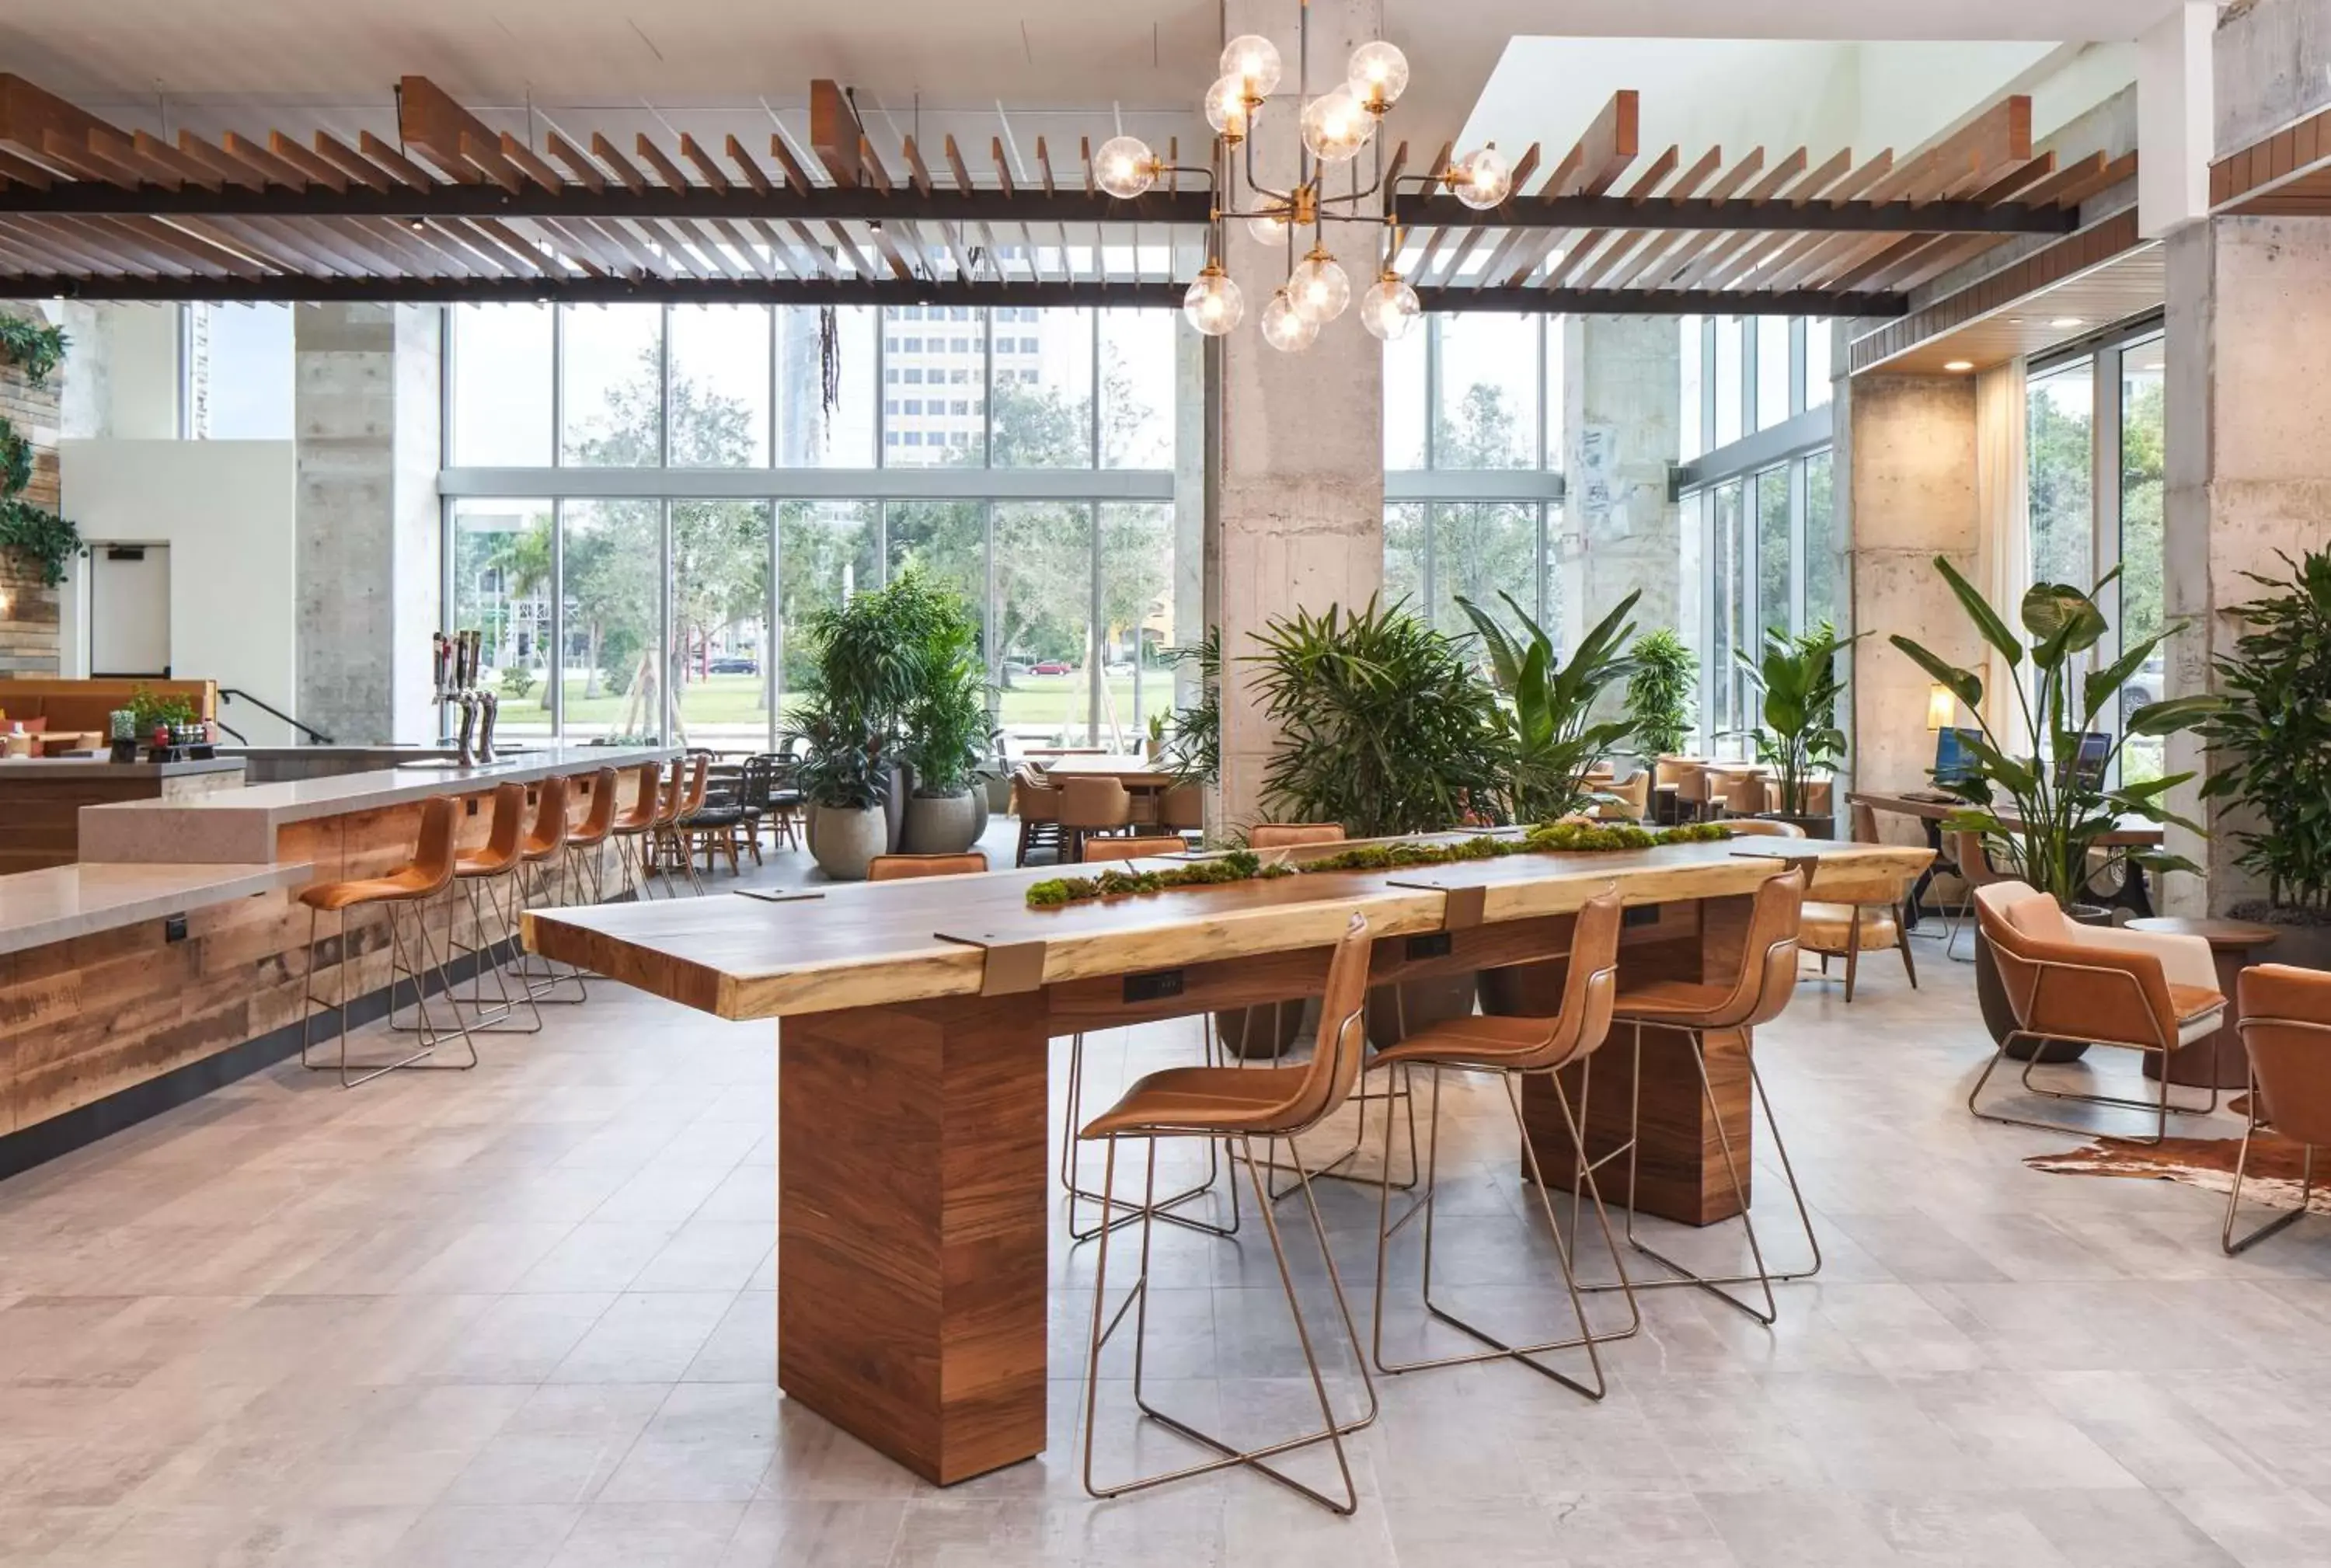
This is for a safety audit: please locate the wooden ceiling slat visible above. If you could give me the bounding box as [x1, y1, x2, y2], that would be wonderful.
[901, 136, 935, 197]
[1667, 150, 1816, 289]
[151, 214, 276, 275]
[308, 132, 392, 193]
[786, 221, 835, 277]
[0, 148, 53, 190]
[498, 135, 566, 194]
[207, 214, 356, 276]
[70, 216, 201, 276]
[767, 131, 816, 192]
[991, 138, 1016, 198]
[78, 128, 155, 188]
[267, 132, 349, 193]
[680, 135, 731, 195]
[869, 221, 915, 279]
[702, 217, 773, 279]
[1747, 151, 1897, 288]
[2050, 150, 2138, 210]
[1625, 148, 1763, 287]
[397, 75, 530, 189]
[175, 132, 263, 191]
[596, 218, 677, 278]
[1552, 143, 1681, 285]
[590, 134, 651, 196]
[455, 132, 524, 193]
[941, 136, 972, 195]
[329, 214, 459, 277]
[1787, 148, 1855, 206]
[0, 217, 127, 276]
[37, 128, 125, 183]
[221, 131, 313, 190]
[824, 219, 880, 278]
[632, 134, 695, 193]
[1080, 136, 1095, 197]
[0, 73, 129, 170]
[1882, 231, 2009, 293]
[380, 218, 478, 277]
[724, 135, 773, 197]
[357, 131, 437, 191]
[523, 217, 618, 277]
[545, 134, 607, 194]
[1033, 136, 1056, 197]
[1582, 145, 1726, 287]
[859, 138, 894, 195]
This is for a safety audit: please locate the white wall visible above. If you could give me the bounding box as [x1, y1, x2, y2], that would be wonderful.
[58, 303, 178, 441]
[57, 439, 301, 745]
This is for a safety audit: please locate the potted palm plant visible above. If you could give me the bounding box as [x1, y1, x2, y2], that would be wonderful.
[2199, 546, 2331, 969]
[1737, 621, 1859, 833]
[1458, 589, 1641, 821]
[1624, 626, 1696, 761]
[1892, 557, 2219, 1054]
[786, 577, 923, 879]
[902, 651, 991, 855]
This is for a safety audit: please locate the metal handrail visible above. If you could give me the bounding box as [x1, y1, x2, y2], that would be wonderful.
[219, 688, 334, 746]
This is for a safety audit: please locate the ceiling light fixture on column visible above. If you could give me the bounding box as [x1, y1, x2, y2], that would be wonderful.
[1092, 0, 1503, 350]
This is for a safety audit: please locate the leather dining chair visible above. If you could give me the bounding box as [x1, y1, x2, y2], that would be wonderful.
[1364, 890, 1639, 1399]
[1941, 829, 2008, 961]
[2223, 963, 2331, 1253]
[1057, 776, 1134, 862]
[866, 852, 989, 881]
[1075, 911, 1380, 1516]
[1796, 801, 1918, 1002]
[1591, 866, 1815, 1326]
[1249, 822, 1347, 850]
[1011, 765, 1063, 866]
[442, 782, 542, 1036]
[1969, 880, 2228, 1142]
[511, 773, 587, 1005]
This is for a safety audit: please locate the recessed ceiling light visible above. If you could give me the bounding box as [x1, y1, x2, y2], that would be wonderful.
[2050, 316, 2085, 328]
[1943, 360, 1975, 372]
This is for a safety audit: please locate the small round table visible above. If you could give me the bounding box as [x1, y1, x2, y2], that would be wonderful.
[2128, 916, 2280, 1089]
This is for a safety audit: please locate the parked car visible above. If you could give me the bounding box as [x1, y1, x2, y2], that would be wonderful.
[707, 656, 758, 676]
[1000, 660, 1033, 681]
[1030, 660, 1072, 676]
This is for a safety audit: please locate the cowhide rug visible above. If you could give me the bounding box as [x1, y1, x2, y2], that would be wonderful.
[2025, 1128, 2330, 1215]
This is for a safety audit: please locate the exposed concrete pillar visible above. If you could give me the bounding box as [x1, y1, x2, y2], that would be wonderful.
[294, 304, 443, 746]
[1838, 373, 1981, 801]
[1214, 0, 1385, 830]
[2162, 215, 2331, 915]
[1560, 315, 1683, 648]
[2138, 1, 2216, 239]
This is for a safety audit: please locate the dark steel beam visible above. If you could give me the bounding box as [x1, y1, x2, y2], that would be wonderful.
[1399, 194, 2080, 234]
[0, 273, 1191, 307]
[1421, 285, 1908, 317]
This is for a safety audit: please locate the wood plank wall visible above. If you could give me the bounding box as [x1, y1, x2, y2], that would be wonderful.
[0, 769, 641, 1141]
[0, 303, 61, 678]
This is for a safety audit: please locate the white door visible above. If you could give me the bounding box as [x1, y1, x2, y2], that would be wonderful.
[90, 544, 171, 678]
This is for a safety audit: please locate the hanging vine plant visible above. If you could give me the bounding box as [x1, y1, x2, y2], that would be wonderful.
[0, 316, 79, 591]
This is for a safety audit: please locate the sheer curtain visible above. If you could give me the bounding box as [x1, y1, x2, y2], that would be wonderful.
[1974, 358, 2029, 732]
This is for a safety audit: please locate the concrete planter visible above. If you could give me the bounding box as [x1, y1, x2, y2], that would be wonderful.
[903, 790, 981, 855]
[808, 803, 889, 881]
[2229, 903, 2331, 973]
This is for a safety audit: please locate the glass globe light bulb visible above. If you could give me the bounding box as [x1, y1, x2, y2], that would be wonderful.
[1287, 247, 1350, 323]
[1202, 75, 1253, 141]
[1218, 34, 1284, 97]
[1359, 272, 1421, 340]
[1347, 40, 1410, 111]
[1260, 287, 1319, 353]
[1093, 135, 1157, 200]
[1246, 204, 1291, 246]
[1299, 85, 1374, 164]
[1451, 143, 1513, 210]
[1182, 262, 1244, 336]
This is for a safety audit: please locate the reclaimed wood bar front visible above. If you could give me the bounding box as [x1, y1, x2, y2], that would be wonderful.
[524, 834, 1931, 1487]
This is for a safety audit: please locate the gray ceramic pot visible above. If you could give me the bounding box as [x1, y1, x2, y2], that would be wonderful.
[903, 790, 981, 855]
[809, 803, 888, 880]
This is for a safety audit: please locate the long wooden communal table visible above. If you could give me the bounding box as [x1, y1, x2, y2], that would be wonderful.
[524, 834, 1929, 1486]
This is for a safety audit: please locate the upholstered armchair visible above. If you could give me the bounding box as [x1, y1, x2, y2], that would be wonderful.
[1968, 880, 2228, 1142]
[2222, 964, 2331, 1254]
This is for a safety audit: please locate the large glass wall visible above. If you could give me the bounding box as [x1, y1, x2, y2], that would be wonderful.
[441, 302, 1179, 751]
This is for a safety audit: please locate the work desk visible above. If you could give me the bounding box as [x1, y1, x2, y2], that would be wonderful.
[527, 833, 1931, 1488]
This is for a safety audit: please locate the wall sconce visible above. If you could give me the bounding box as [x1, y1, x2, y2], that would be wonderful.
[1925, 683, 1956, 730]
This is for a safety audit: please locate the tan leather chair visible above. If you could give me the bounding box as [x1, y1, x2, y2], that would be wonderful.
[1725, 817, 1803, 838]
[297, 796, 477, 1087]
[867, 852, 989, 880]
[563, 767, 622, 905]
[1011, 765, 1063, 866]
[2224, 964, 2331, 1253]
[608, 761, 665, 901]
[1058, 776, 1133, 862]
[1969, 880, 2227, 1142]
[1716, 768, 1769, 818]
[1078, 835, 1187, 862]
[442, 782, 542, 1035]
[1159, 783, 1205, 838]
[1075, 912, 1380, 1515]
[1668, 760, 1712, 823]
[1597, 770, 1652, 823]
[1601, 868, 1814, 1325]
[510, 775, 589, 1004]
[1249, 822, 1347, 850]
[1797, 801, 1918, 1002]
[1364, 891, 1638, 1395]
[660, 754, 713, 894]
[1942, 829, 2006, 960]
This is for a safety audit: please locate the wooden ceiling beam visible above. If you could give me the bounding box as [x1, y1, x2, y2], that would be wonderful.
[395, 75, 528, 189]
[267, 132, 349, 193]
[679, 134, 731, 195]
[767, 130, 815, 191]
[498, 134, 567, 195]
[357, 131, 436, 191]
[591, 134, 651, 195]
[0, 148, 52, 190]
[175, 132, 263, 191]
[632, 134, 695, 193]
[220, 132, 312, 190]
[809, 81, 862, 189]
[724, 134, 773, 196]
[310, 132, 392, 193]
[0, 74, 129, 167]
[901, 136, 935, 197]
[33, 129, 117, 183]
[545, 134, 607, 194]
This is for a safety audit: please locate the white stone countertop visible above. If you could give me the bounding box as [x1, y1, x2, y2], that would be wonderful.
[0, 861, 313, 956]
[0, 757, 249, 779]
[77, 744, 678, 865]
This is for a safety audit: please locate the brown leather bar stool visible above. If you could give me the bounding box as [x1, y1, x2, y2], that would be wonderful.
[1059, 834, 1235, 1243]
[866, 852, 989, 880]
[1012, 766, 1063, 866]
[1249, 822, 1346, 850]
[563, 766, 622, 906]
[608, 761, 665, 901]
[2224, 964, 2331, 1253]
[1586, 866, 1815, 1326]
[510, 774, 587, 1004]
[1058, 775, 1133, 863]
[1077, 911, 1380, 1516]
[1366, 891, 1639, 1396]
[440, 782, 542, 1035]
[660, 754, 710, 895]
[298, 795, 478, 1087]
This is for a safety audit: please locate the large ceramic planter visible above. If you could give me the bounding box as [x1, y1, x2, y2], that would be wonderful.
[1980, 899, 2110, 1062]
[882, 764, 909, 852]
[808, 803, 888, 881]
[903, 790, 981, 855]
[970, 785, 991, 845]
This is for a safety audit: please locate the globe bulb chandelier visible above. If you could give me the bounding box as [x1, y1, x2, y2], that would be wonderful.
[1092, 5, 1512, 350]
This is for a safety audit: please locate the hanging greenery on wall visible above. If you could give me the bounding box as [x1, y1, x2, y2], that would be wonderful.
[0, 315, 78, 590]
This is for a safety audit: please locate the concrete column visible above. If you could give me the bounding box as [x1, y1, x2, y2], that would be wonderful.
[1560, 315, 1683, 646]
[2138, 1, 2215, 239]
[2162, 215, 2331, 915]
[295, 304, 443, 745]
[1838, 373, 1981, 801]
[1214, 0, 1386, 830]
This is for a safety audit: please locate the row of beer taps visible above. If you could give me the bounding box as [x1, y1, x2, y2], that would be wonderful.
[432, 630, 499, 767]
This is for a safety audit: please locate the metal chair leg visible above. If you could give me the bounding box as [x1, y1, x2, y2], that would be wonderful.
[508, 857, 589, 1004]
[423, 873, 545, 1035]
[2222, 1077, 2315, 1254]
[1967, 1028, 2215, 1146]
[300, 901, 479, 1088]
[1060, 1026, 1239, 1244]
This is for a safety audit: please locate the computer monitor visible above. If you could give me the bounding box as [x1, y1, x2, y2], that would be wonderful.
[1932, 726, 1983, 788]
[2068, 730, 2111, 790]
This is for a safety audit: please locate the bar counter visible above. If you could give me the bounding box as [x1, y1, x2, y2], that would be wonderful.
[0, 755, 249, 874]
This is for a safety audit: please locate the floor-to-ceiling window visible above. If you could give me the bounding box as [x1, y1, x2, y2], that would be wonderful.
[439, 300, 1181, 751]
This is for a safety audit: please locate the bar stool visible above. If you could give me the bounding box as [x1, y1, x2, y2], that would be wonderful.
[1366, 890, 1639, 1396]
[1249, 822, 1345, 850]
[1058, 776, 1132, 863]
[562, 765, 622, 906]
[1060, 835, 1233, 1243]
[442, 782, 542, 1035]
[1012, 766, 1063, 866]
[510, 774, 587, 1004]
[867, 852, 988, 880]
[608, 761, 665, 901]
[656, 754, 709, 896]
[1159, 782, 1204, 845]
[298, 795, 477, 1088]
[1077, 911, 1379, 1515]
[1584, 866, 1814, 1326]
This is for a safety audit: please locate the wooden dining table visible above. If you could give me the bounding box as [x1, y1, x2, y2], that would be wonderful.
[524, 830, 1928, 1488]
[1025, 751, 1180, 789]
[1848, 790, 2165, 921]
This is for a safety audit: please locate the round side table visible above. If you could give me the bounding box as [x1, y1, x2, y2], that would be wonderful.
[2127, 916, 2280, 1089]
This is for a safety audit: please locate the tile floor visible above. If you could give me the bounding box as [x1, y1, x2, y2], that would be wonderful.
[3, 835, 2329, 1566]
